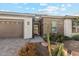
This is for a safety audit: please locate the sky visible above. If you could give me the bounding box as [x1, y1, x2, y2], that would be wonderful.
[0, 3, 79, 16]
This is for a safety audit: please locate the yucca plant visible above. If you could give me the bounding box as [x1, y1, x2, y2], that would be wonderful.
[47, 33, 52, 56]
[52, 43, 66, 56]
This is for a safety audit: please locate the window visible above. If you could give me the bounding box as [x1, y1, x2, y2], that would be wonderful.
[72, 19, 79, 33]
[52, 20, 57, 33]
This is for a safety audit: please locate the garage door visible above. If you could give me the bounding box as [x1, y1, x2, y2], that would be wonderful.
[0, 20, 23, 38]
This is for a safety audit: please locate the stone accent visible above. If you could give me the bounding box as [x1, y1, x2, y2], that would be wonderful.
[42, 17, 52, 35]
[57, 19, 64, 34]
[52, 19, 64, 34]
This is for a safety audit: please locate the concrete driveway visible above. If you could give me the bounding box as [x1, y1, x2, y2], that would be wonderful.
[0, 37, 43, 56]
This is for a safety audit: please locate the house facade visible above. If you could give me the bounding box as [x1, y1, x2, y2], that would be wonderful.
[0, 11, 78, 39]
[42, 16, 79, 37]
[0, 11, 33, 39]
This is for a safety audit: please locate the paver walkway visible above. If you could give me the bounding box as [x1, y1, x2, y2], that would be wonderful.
[0, 37, 43, 56]
[64, 40, 79, 56]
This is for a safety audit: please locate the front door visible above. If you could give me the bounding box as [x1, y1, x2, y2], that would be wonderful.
[33, 22, 40, 36]
[33, 17, 42, 37]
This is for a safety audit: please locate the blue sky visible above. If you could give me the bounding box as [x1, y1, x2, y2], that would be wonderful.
[0, 3, 79, 16]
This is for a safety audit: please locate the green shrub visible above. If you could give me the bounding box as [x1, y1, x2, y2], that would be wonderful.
[51, 33, 71, 42]
[43, 33, 71, 43]
[56, 34, 64, 43]
[49, 33, 64, 42]
[49, 33, 57, 41]
[64, 36, 71, 40]
[43, 34, 56, 42]
[43, 34, 47, 41]
[72, 35, 79, 41]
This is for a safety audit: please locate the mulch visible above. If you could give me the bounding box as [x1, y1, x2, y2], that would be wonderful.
[36, 43, 49, 56]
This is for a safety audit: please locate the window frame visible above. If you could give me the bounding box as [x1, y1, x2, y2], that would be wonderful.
[51, 20, 57, 33]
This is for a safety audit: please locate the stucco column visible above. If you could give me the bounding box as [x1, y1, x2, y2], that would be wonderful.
[24, 17, 32, 39]
[64, 19, 72, 37]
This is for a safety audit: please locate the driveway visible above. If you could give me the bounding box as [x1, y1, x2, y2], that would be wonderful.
[0, 37, 43, 56]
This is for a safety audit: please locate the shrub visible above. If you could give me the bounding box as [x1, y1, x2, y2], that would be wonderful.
[72, 35, 79, 41]
[43, 33, 71, 43]
[64, 36, 71, 40]
[49, 33, 64, 43]
[50, 33, 71, 43]
[56, 34, 64, 43]
[18, 43, 40, 56]
[43, 34, 47, 41]
[51, 43, 66, 56]
[49, 33, 57, 41]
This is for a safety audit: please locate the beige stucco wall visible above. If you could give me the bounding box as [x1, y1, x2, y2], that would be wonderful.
[42, 17, 52, 35]
[64, 19, 72, 37]
[24, 17, 32, 39]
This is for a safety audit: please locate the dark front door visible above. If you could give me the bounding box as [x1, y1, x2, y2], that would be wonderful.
[33, 22, 40, 36]
[33, 17, 43, 37]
